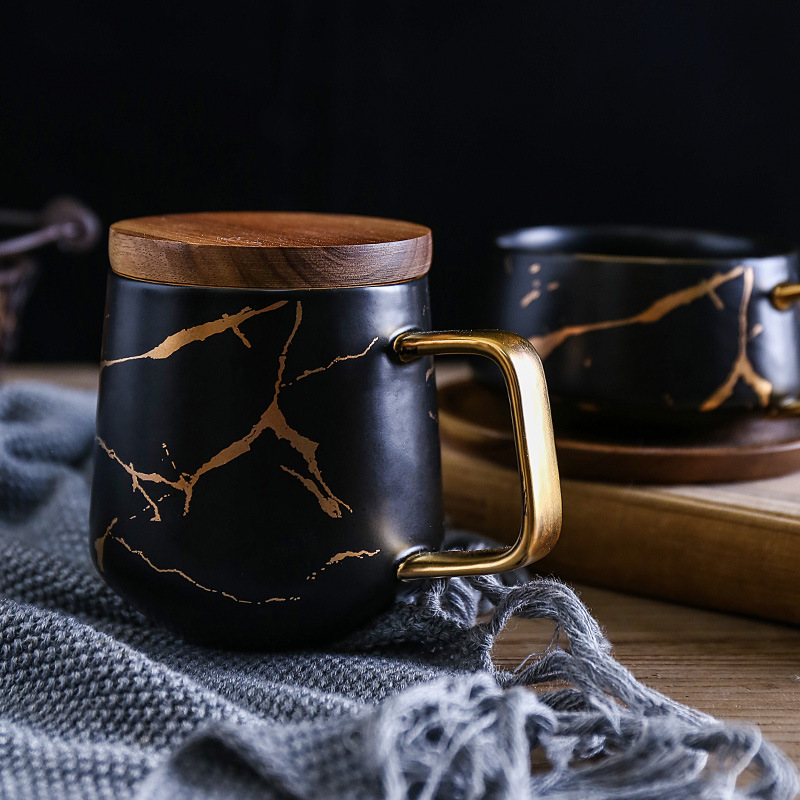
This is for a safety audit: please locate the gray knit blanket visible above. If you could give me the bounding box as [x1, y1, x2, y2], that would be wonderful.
[0, 382, 797, 800]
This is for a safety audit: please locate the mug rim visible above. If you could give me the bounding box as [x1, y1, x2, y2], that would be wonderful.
[495, 224, 798, 265]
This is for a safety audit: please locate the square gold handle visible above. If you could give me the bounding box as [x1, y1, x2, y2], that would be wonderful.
[393, 329, 562, 580]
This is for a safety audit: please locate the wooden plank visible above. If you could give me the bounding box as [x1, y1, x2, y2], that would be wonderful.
[442, 442, 800, 624]
[492, 584, 800, 763]
[5, 363, 99, 392]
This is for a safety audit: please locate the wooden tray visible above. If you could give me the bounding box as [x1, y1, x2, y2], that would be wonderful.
[437, 378, 800, 483]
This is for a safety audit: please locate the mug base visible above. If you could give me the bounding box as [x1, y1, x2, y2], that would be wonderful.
[117, 579, 400, 652]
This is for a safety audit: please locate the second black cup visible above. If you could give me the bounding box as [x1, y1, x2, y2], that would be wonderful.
[488, 225, 800, 433]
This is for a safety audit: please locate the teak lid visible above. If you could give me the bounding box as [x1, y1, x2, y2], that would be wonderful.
[109, 212, 432, 289]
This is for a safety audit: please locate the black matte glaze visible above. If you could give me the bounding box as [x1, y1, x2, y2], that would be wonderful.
[486, 225, 800, 432]
[90, 274, 442, 649]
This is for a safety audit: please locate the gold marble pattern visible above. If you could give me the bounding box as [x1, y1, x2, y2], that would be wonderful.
[279, 466, 352, 515]
[94, 517, 118, 572]
[99, 301, 367, 520]
[305, 548, 381, 581]
[520, 288, 541, 308]
[102, 529, 296, 603]
[528, 265, 746, 359]
[100, 301, 288, 368]
[284, 337, 379, 386]
[519, 265, 544, 308]
[97, 523, 381, 605]
[700, 268, 773, 411]
[526, 264, 774, 411]
[162, 443, 176, 470]
[97, 439, 174, 522]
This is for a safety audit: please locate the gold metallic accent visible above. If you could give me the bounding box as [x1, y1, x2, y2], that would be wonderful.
[700, 268, 772, 411]
[520, 288, 541, 307]
[106, 530, 294, 604]
[393, 330, 562, 579]
[770, 282, 800, 311]
[94, 517, 118, 572]
[284, 336, 379, 386]
[101, 301, 288, 368]
[530, 266, 745, 359]
[97, 300, 377, 521]
[99, 524, 380, 602]
[305, 549, 381, 581]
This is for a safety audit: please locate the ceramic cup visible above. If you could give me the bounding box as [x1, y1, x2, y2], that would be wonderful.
[89, 212, 561, 649]
[487, 225, 800, 435]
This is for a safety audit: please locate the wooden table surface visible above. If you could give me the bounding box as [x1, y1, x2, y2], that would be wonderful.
[7, 364, 800, 766]
[494, 585, 800, 764]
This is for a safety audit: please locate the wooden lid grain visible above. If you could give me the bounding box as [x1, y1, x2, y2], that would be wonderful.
[109, 212, 432, 289]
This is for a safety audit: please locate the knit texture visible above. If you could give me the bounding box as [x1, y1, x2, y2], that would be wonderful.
[0, 381, 796, 800]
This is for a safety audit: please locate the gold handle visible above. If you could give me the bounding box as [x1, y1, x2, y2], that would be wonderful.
[771, 283, 800, 310]
[393, 329, 562, 580]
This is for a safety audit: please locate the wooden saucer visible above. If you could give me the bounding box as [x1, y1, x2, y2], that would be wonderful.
[437, 379, 800, 483]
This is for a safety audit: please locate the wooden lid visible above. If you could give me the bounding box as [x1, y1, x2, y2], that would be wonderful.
[109, 212, 432, 289]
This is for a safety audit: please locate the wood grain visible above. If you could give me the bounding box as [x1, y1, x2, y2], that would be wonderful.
[438, 376, 800, 483]
[441, 444, 800, 625]
[4, 363, 99, 391]
[492, 584, 800, 764]
[435, 361, 800, 624]
[109, 212, 432, 289]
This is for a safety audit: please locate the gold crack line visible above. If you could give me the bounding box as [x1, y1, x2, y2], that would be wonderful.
[107, 533, 291, 604]
[186, 301, 352, 518]
[98, 301, 351, 520]
[98, 529, 381, 602]
[284, 336, 379, 385]
[100, 301, 288, 368]
[167, 301, 307, 515]
[529, 265, 747, 359]
[521, 289, 541, 308]
[280, 466, 352, 515]
[97, 437, 189, 521]
[131, 473, 162, 522]
[325, 549, 380, 565]
[274, 300, 303, 394]
[306, 549, 382, 580]
[700, 268, 773, 412]
[94, 518, 118, 572]
[162, 442, 176, 470]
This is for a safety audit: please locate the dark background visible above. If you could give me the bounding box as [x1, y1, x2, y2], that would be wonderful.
[2, 1, 799, 362]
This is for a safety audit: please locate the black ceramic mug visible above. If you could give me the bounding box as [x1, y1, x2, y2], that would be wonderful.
[89, 213, 561, 649]
[488, 225, 800, 436]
